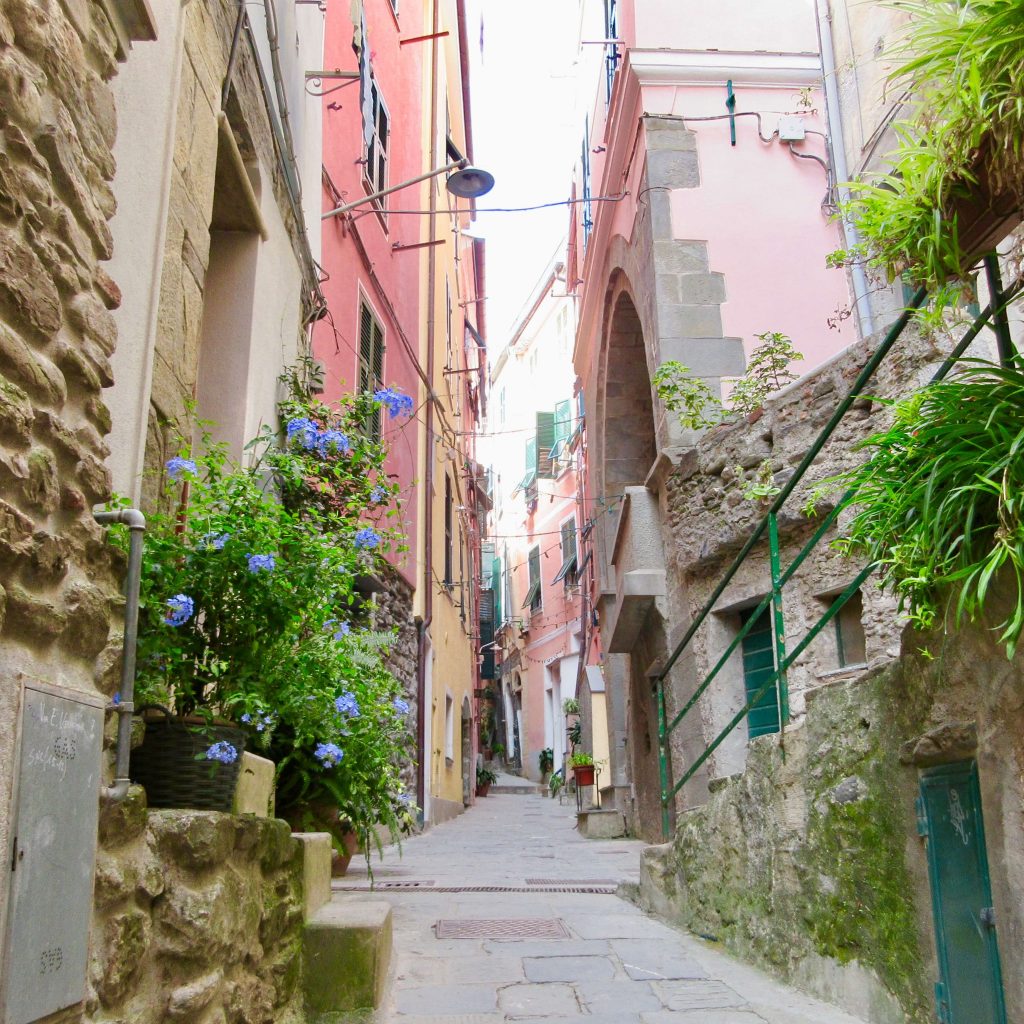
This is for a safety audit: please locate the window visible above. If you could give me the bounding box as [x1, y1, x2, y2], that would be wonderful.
[522, 546, 542, 613]
[444, 692, 454, 762]
[363, 75, 389, 204]
[444, 473, 453, 586]
[833, 590, 867, 667]
[359, 299, 385, 439]
[553, 517, 578, 587]
[581, 116, 593, 250]
[536, 411, 556, 478]
[548, 399, 573, 464]
[513, 436, 538, 496]
[492, 552, 502, 624]
[498, 386, 507, 426]
[739, 605, 780, 738]
[604, 0, 620, 101]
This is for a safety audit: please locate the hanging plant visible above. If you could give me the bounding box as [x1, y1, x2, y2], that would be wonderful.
[806, 359, 1024, 656]
[838, 0, 1024, 292]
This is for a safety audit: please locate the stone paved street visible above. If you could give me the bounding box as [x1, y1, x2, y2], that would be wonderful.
[331, 791, 872, 1023]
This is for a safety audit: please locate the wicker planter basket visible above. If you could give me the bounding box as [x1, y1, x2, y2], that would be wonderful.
[129, 706, 246, 812]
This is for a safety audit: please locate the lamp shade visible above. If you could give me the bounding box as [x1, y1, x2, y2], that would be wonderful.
[446, 165, 496, 199]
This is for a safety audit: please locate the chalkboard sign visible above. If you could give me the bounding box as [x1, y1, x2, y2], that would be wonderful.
[3, 682, 104, 1024]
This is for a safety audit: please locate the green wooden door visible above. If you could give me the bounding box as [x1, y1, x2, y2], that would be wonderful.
[918, 762, 1006, 1024]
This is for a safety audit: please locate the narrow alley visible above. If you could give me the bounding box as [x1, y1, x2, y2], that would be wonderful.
[333, 788, 871, 1024]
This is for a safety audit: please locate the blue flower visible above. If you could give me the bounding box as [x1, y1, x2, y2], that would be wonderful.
[164, 594, 194, 627]
[165, 457, 197, 481]
[205, 741, 238, 764]
[241, 713, 252, 724]
[333, 621, 351, 640]
[398, 792, 415, 807]
[112, 692, 121, 706]
[334, 692, 360, 718]
[393, 698, 410, 715]
[247, 553, 276, 573]
[354, 527, 381, 550]
[373, 386, 414, 419]
[286, 417, 319, 450]
[199, 532, 230, 551]
[370, 485, 388, 504]
[314, 742, 344, 768]
[317, 429, 351, 456]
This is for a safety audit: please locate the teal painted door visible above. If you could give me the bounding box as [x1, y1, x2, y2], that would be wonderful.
[739, 606, 780, 738]
[919, 762, 1006, 1024]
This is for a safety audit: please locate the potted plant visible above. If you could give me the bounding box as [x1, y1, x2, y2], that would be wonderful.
[549, 771, 565, 799]
[569, 752, 596, 788]
[492, 743, 505, 763]
[476, 765, 498, 797]
[562, 697, 580, 715]
[114, 369, 418, 859]
[538, 747, 554, 781]
[838, 0, 1024, 295]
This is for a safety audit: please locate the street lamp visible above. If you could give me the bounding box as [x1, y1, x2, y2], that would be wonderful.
[321, 159, 495, 220]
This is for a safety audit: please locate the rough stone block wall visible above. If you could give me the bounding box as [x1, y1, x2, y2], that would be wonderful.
[643, 324, 1024, 1021]
[91, 796, 306, 1023]
[0, 0, 125, 945]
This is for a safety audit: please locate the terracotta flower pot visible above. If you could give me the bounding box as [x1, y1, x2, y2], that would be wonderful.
[331, 829, 360, 877]
[572, 764, 595, 787]
[476, 782, 492, 797]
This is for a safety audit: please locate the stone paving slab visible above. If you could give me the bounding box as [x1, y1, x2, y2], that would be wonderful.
[336, 794, 873, 1024]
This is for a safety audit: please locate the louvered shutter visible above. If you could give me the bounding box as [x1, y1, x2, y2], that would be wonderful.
[479, 588, 495, 679]
[536, 412, 556, 478]
[492, 555, 502, 624]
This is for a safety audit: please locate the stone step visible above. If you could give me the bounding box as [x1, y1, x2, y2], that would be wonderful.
[490, 783, 546, 795]
[304, 898, 392, 1018]
[577, 807, 626, 838]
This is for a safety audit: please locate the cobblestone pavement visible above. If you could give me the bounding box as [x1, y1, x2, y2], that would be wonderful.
[333, 791, 871, 1024]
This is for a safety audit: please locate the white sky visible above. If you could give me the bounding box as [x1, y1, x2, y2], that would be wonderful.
[465, 0, 586, 349]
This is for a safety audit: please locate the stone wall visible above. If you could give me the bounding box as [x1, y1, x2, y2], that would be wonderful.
[640, 323, 1024, 1021]
[0, 0, 131, 964]
[91, 793, 306, 1024]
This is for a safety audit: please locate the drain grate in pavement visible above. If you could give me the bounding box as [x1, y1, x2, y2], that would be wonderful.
[435, 917, 571, 939]
[333, 884, 617, 894]
[525, 878, 619, 885]
[367, 880, 436, 889]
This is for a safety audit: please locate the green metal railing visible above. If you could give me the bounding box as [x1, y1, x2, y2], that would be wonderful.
[655, 259, 1023, 840]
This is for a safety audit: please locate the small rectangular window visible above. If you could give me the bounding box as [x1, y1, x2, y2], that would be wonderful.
[522, 546, 542, 613]
[358, 300, 385, 439]
[739, 605, 780, 738]
[833, 590, 867, 667]
[553, 517, 578, 587]
[445, 693, 454, 762]
[363, 77, 390, 207]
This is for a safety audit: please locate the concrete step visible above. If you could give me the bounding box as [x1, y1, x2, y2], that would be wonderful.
[304, 898, 392, 1018]
[490, 783, 545, 795]
[577, 807, 626, 838]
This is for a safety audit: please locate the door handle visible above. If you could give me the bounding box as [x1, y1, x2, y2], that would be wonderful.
[980, 906, 996, 928]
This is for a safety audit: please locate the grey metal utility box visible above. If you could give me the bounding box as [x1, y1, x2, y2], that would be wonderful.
[3, 680, 105, 1024]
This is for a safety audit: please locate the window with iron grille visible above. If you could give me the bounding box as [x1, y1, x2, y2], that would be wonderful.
[581, 116, 593, 250]
[358, 299, 385, 440]
[604, 0, 620, 102]
[363, 76, 389, 207]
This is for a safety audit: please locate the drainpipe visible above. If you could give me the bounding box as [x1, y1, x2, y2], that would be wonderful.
[94, 508, 146, 802]
[814, 0, 875, 339]
[416, 0, 442, 815]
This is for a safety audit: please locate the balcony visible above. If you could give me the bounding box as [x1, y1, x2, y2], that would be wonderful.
[606, 486, 667, 653]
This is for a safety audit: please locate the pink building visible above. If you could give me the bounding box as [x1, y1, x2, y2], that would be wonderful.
[568, 0, 862, 832]
[484, 260, 584, 782]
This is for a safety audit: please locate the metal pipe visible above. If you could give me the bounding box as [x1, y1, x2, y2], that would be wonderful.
[321, 160, 466, 221]
[814, 0, 875, 338]
[983, 253, 1015, 367]
[94, 508, 146, 802]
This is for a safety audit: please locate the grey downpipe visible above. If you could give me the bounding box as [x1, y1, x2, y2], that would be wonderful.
[94, 508, 146, 802]
[815, 0, 875, 339]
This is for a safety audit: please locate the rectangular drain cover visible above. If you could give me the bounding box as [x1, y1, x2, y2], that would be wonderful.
[372, 880, 436, 889]
[435, 918, 571, 939]
[525, 878, 618, 885]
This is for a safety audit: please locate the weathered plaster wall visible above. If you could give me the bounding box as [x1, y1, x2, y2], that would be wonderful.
[91, 796, 306, 1023]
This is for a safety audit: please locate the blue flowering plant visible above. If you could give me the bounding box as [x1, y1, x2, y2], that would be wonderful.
[109, 366, 417, 842]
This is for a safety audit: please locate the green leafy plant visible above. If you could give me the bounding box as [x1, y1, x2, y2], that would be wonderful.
[838, 0, 1024, 291]
[562, 697, 580, 714]
[567, 719, 582, 747]
[654, 332, 803, 430]
[568, 752, 595, 767]
[807, 359, 1024, 656]
[741, 460, 781, 503]
[538, 747, 554, 774]
[549, 771, 564, 796]
[477, 765, 498, 787]
[112, 368, 418, 848]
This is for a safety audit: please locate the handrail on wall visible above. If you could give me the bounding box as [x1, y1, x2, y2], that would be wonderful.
[655, 258, 1023, 840]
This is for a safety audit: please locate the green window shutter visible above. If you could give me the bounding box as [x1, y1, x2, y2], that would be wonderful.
[536, 411, 555, 478]
[492, 555, 502, 624]
[740, 606, 780, 738]
[479, 588, 495, 679]
[359, 301, 384, 440]
[554, 400, 572, 445]
[480, 541, 495, 589]
[522, 546, 542, 610]
[525, 436, 537, 474]
[553, 519, 578, 584]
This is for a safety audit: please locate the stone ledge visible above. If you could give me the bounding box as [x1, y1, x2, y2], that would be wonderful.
[577, 808, 626, 839]
[304, 900, 393, 1015]
[293, 832, 332, 921]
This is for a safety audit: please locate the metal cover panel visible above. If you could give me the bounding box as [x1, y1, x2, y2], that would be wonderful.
[435, 918, 570, 939]
[4, 684, 104, 1024]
